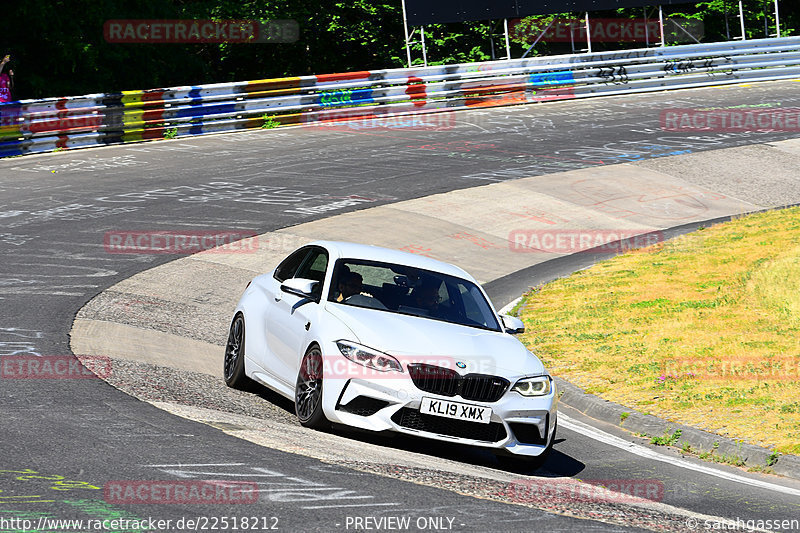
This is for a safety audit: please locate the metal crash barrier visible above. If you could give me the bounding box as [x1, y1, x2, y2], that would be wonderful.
[1, 36, 799, 158]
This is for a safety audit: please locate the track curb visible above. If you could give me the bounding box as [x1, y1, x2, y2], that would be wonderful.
[555, 377, 800, 479]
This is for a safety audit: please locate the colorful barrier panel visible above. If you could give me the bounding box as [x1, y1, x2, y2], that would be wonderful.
[1, 36, 799, 158]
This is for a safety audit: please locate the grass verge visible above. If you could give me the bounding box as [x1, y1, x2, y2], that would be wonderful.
[517, 206, 800, 455]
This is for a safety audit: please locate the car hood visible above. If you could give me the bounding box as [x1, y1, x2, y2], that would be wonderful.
[325, 303, 545, 378]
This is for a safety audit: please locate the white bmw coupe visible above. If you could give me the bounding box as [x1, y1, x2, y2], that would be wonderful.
[224, 241, 557, 462]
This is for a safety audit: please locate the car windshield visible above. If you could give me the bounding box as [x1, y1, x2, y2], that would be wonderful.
[327, 259, 501, 331]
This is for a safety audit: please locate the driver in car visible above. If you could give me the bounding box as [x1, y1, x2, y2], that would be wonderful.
[336, 271, 363, 302]
[411, 280, 442, 316]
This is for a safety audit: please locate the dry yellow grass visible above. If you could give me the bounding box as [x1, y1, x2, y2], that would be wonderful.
[517, 206, 800, 455]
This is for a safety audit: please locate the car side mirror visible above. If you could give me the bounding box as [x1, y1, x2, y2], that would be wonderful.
[499, 314, 525, 334]
[281, 278, 319, 300]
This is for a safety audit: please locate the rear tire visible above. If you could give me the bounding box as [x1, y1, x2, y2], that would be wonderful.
[223, 313, 252, 389]
[295, 345, 329, 429]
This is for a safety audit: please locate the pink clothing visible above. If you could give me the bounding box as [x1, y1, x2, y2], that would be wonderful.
[0, 73, 12, 103]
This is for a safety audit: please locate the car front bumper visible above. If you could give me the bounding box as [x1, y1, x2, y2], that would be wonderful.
[323, 375, 558, 457]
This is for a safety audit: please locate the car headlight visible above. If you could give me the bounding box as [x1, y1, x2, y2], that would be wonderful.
[336, 341, 403, 373]
[512, 375, 552, 396]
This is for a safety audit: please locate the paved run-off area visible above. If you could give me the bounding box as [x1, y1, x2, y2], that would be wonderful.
[71, 138, 800, 456]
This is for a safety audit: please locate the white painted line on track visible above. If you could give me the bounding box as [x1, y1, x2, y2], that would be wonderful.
[144, 463, 247, 467]
[559, 414, 800, 497]
[305, 503, 401, 510]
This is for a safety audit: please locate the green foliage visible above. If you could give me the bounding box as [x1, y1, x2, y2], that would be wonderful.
[5, 0, 405, 98]
[698, 450, 747, 466]
[261, 114, 280, 129]
[508, 12, 573, 56]
[767, 451, 780, 466]
[4, 0, 798, 99]
[512, 2, 797, 55]
[410, 24, 494, 65]
[9, 1, 529, 98]
[650, 428, 682, 446]
[676, 0, 795, 40]
[163, 127, 178, 139]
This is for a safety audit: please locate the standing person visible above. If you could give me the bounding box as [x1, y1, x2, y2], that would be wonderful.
[0, 54, 14, 103]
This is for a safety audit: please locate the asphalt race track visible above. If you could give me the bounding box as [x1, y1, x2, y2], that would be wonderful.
[2, 81, 800, 532]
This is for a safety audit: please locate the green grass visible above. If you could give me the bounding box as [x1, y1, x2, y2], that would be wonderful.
[749, 246, 800, 326]
[517, 206, 800, 455]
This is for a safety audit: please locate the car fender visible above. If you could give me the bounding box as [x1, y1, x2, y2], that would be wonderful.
[233, 274, 273, 378]
[305, 303, 364, 421]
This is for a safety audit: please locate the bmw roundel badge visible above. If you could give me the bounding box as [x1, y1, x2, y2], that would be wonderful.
[456, 361, 467, 369]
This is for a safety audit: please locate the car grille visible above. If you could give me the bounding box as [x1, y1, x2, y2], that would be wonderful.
[407, 364, 510, 403]
[391, 408, 507, 443]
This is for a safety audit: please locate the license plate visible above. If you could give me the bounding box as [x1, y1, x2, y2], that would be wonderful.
[420, 397, 492, 424]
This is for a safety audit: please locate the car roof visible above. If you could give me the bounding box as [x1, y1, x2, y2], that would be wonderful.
[309, 240, 474, 281]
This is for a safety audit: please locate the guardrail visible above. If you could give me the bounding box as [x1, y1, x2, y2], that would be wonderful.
[2, 36, 799, 158]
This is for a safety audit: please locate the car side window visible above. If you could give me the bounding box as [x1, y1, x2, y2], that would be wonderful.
[460, 284, 498, 329]
[274, 248, 311, 283]
[295, 249, 328, 283]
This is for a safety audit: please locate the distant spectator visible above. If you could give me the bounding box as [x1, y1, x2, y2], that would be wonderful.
[0, 54, 14, 103]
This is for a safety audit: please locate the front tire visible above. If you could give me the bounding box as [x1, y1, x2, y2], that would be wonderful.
[295, 345, 329, 429]
[223, 313, 252, 389]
